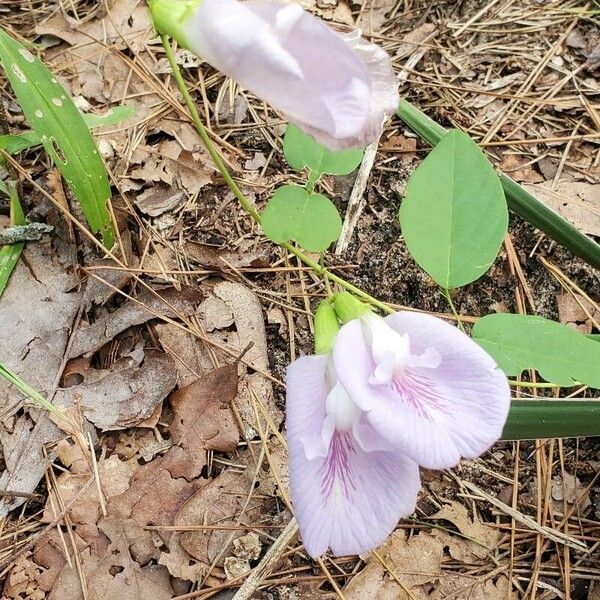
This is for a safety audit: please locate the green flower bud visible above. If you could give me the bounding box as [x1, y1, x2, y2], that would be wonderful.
[333, 292, 372, 324]
[148, 0, 202, 46]
[314, 300, 340, 355]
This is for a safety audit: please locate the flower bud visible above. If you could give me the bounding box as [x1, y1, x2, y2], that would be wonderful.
[332, 291, 371, 324]
[149, 0, 399, 150]
[314, 300, 340, 355]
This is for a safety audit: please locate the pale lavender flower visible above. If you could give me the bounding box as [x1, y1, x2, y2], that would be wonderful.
[286, 311, 510, 557]
[150, 0, 399, 149]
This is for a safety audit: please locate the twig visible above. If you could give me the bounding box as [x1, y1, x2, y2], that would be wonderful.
[231, 518, 298, 600]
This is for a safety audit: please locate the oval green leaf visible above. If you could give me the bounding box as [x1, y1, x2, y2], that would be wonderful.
[473, 313, 600, 388]
[399, 129, 508, 288]
[261, 184, 342, 252]
[0, 28, 115, 247]
[283, 124, 363, 177]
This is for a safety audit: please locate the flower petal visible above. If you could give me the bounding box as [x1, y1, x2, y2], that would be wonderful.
[288, 430, 420, 557]
[333, 315, 510, 469]
[184, 0, 396, 149]
[286, 355, 331, 460]
[286, 354, 421, 557]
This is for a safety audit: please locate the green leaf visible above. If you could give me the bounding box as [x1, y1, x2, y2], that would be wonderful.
[502, 400, 600, 440]
[283, 124, 363, 177]
[0, 130, 40, 154]
[0, 28, 115, 247]
[81, 105, 137, 129]
[0, 184, 26, 297]
[399, 129, 508, 288]
[261, 184, 342, 252]
[0, 106, 136, 156]
[397, 99, 600, 270]
[473, 313, 600, 388]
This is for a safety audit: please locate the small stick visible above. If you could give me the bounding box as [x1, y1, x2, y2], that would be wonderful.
[231, 518, 298, 600]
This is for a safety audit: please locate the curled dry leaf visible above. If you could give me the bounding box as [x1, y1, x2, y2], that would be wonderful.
[183, 240, 270, 272]
[54, 351, 177, 431]
[68, 286, 202, 359]
[168, 363, 240, 480]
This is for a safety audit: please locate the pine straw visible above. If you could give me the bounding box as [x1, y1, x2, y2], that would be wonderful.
[0, 0, 599, 598]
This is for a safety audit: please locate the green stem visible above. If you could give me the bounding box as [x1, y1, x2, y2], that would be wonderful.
[161, 34, 392, 314]
[502, 400, 600, 440]
[442, 288, 464, 332]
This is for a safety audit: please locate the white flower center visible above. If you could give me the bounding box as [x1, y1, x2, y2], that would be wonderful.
[360, 313, 441, 386]
[323, 361, 360, 432]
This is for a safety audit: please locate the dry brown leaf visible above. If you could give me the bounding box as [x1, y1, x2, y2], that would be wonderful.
[2, 554, 45, 600]
[68, 286, 202, 359]
[431, 499, 499, 560]
[134, 187, 186, 217]
[211, 282, 281, 437]
[0, 241, 81, 517]
[168, 364, 240, 480]
[433, 573, 511, 599]
[344, 530, 443, 599]
[154, 323, 210, 386]
[524, 182, 600, 238]
[37, 0, 152, 103]
[183, 240, 270, 272]
[54, 351, 177, 430]
[83, 516, 174, 600]
[556, 292, 598, 334]
[109, 446, 203, 530]
[0, 242, 80, 411]
[499, 153, 544, 184]
[158, 532, 205, 582]
[175, 469, 264, 568]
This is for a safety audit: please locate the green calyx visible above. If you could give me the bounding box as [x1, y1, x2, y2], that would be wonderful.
[314, 300, 340, 355]
[333, 292, 372, 324]
[148, 0, 202, 45]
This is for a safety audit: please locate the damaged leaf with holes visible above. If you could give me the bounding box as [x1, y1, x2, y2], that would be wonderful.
[0, 28, 115, 247]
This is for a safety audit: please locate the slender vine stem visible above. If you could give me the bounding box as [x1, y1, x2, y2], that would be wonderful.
[160, 34, 393, 314]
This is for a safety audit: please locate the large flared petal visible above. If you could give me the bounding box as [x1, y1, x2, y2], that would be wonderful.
[183, 0, 397, 149]
[333, 314, 510, 470]
[286, 356, 421, 557]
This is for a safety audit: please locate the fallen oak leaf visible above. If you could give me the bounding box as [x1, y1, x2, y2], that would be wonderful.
[168, 363, 240, 481]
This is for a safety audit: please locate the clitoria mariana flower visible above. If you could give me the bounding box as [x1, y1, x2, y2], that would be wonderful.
[149, 0, 399, 149]
[286, 302, 510, 557]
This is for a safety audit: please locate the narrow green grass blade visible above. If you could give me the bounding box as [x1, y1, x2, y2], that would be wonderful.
[502, 400, 600, 440]
[0, 362, 75, 426]
[397, 100, 600, 269]
[0, 106, 136, 155]
[0, 184, 25, 297]
[0, 28, 115, 247]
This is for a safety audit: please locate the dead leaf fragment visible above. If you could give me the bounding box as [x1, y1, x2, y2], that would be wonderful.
[524, 182, 600, 238]
[176, 469, 263, 567]
[54, 351, 177, 430]
[68, 286, 202, 358]
[168, 364, 240, 480]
